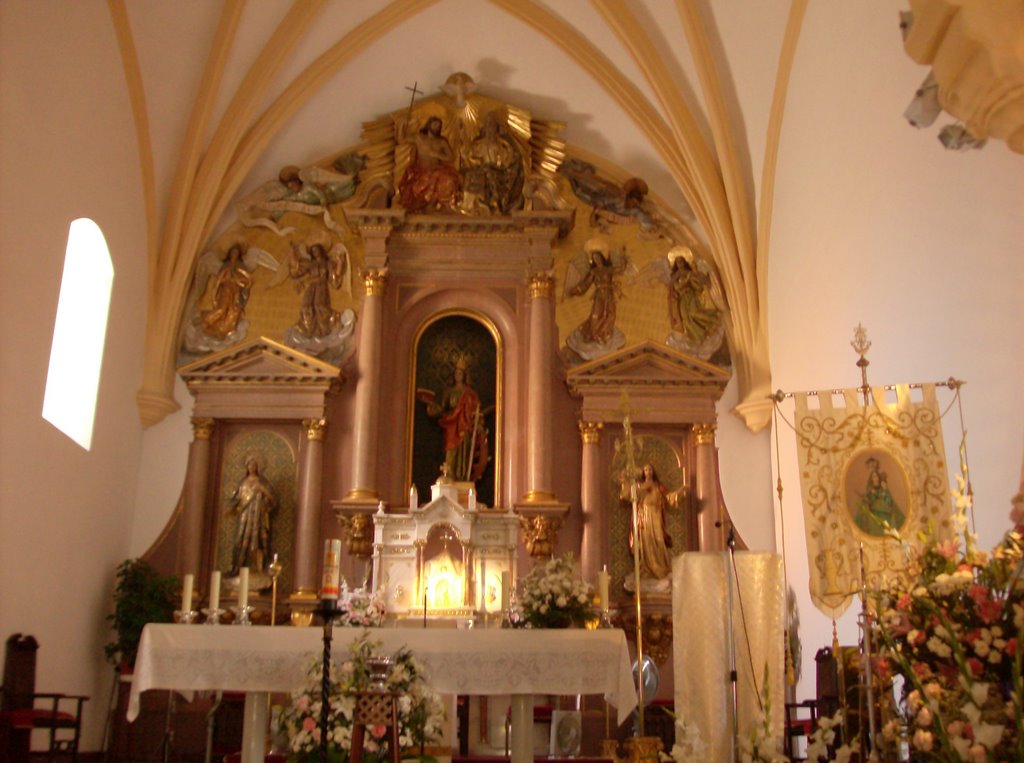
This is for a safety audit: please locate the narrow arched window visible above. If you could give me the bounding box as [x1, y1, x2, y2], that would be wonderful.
[42, 218, 114, 450]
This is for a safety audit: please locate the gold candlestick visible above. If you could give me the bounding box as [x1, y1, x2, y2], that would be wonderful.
[268, 553, 283, 626]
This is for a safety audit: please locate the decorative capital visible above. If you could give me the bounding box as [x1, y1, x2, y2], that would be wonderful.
[578, 420, 603, 444]
[338, 513, 374, 559]
[303, 418, 327, 441]
[362, 268, 389, 296]
[693, 423, 717, 445]
[191, 417, 215, 440]
[518, 515, 562, 558]
[527, 271, 554, 299]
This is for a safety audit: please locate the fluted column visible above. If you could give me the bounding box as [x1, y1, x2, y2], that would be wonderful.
[293, 418, 326, 595]
[522, 272, 556, 503]
[693, 423, 724, 551]
[578, 420, 604, 584]
[344, 269, 388, 503]
[180, 417, 214, 578]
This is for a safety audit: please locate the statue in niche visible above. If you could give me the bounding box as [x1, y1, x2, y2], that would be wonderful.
[226, 455, 277, 576]
[618, 463, 684, 592]
[181, 243, 279, 355]
[460, 110, 526, 214]
[235, 155, 363, 237]
[563, 237, 631, 361]
[281, 236, 356, 364]
[416, 356, 490, 483]
[635, 245, 725, 360]
[396, 115, 463, 212]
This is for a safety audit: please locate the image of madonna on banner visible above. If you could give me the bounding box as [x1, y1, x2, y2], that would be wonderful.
[793, 384, 953, 618]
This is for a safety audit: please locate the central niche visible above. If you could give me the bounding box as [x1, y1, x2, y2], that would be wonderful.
[409, 312, 500, 508]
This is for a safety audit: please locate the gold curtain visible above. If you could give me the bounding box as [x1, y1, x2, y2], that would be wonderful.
[794, 384, 952, 618]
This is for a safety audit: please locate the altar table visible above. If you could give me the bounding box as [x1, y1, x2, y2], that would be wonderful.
[129, 624, 637, 763]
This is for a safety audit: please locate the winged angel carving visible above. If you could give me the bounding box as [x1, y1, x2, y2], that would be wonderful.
[563, 237, 633, 361]
[281, 238, 356, 365]
[181, 243, 279, 354]
[633, 245, 726, 361]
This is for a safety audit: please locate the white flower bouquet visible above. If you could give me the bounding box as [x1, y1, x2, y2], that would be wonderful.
[517, 554, 594, 628]
[337, 580, 387, 627]
[277, 632, 445, 762]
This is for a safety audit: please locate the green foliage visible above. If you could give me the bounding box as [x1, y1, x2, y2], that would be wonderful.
[104, 558, 178, 668]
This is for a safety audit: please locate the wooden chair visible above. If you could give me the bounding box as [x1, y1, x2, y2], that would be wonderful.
[0, 633, 89, 762]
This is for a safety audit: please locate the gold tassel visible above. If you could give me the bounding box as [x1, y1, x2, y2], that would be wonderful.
[832, 618, 840, 654]
[785, 632, 796, 686]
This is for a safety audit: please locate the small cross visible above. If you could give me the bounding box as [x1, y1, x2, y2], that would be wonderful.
[405, 81, 423, 112]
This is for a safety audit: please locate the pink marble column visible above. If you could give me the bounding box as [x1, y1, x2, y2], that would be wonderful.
[522, 272, 556, 503]
[694, 423, 725, 551]
[293, 418, 326, 595]
[578, 420, 604, 584]
[344, 270, 388, 503]
[180, 417, 214, 579]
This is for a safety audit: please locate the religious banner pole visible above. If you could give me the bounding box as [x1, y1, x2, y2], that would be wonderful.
[620, 395, 646, 737]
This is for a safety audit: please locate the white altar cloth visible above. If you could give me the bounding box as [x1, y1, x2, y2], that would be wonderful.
[129, 624, 638, 725]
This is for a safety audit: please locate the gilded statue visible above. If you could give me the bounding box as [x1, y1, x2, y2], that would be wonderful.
[286, 238, 351, 339]
[563, 237, 630, 360]
[181, 243, 278, 354]
[226, 456, 277, 576]
[461, 110, 526, 214]
[396, 115, 463, 212]
[619, 463, 684, 589]
[635, 245, 725, 361]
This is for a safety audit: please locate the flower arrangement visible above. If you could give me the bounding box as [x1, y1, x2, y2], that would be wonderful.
[277, 632, 445, 762]
[336, 579, 387, 627]
[517, 553, 594, 628]
[867, 453, 1024, 761]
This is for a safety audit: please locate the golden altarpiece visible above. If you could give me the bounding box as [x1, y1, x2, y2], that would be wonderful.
[147, 74, 739, 695]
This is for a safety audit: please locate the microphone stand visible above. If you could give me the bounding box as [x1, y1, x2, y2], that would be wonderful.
[724, 525, 740, 763]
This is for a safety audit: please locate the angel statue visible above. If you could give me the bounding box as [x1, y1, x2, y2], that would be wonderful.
[235, 155, 362, 238]
[635, 245, 726, 361]
[180, 243, 279, 355]
[558, 159, 665, 237]
[281, 237, 356, 364]
[563, 237, 631, 361]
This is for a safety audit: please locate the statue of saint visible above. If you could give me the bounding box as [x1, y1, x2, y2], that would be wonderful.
[287, 239, 350, 339]
[619, 464, 684, 589]
[417, 359, 489, 482]
[461, 111, 525, 214]
[226, 456, 277, 576]
[397, 116, 463, 212]
[563, 237, 629, 360]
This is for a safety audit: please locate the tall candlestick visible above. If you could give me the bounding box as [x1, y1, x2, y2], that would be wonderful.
[181, 573, 194, 613]
[501, 571, 511, 612]
[598, 566, 610, 613]
[208, 570, 221, 611]
[321, 539, 342, 599]
[238, 567, 249, 610]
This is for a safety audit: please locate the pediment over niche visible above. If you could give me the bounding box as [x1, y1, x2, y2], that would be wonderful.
[565, 341, 730, 425]
[179, 337, 341, 420]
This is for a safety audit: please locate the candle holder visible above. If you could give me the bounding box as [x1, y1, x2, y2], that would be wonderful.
[202, 607, 225, 625]
[232, 605, 254, 626]
[175, 609, 198, 625]
[267, 556, 283, 627]
[598, 609, 614, 629]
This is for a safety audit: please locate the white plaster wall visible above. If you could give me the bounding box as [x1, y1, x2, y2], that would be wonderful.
[769, 2, 1024, 699]
[0, 1, 151, 750]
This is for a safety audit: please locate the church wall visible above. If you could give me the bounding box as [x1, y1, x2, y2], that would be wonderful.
[769, 2, 1024, 704]
[0, 1, 152, 749]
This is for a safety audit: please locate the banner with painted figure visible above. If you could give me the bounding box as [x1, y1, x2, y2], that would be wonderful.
[794, 384, 952, 617]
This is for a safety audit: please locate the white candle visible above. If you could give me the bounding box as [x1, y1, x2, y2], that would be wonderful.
[181, 573, 194, 613]
[409, 484, 418, 510]
[208, 570, 221, 611]
[321, 539, 342, 599]
[238, 567, 249, 610]
[468, 487, 477, 512]
[598, 566, 610, 613]
[501, 571, 511, 612]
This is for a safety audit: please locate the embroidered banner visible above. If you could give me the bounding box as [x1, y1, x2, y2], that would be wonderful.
[794, 385, 952, 617]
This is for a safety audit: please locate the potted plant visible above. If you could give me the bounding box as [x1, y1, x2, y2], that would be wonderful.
[105, 558, 178, 671]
